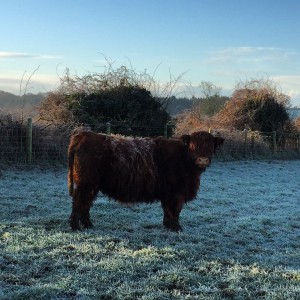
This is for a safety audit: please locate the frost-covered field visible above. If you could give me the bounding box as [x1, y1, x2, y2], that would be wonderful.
[0, 160, 299, 299]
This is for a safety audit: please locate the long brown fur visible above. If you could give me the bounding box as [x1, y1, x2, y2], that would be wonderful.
[68, 131, 224, 231]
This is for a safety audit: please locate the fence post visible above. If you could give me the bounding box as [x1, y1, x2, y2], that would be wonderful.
[106, 122, 111, 135]
[164, 124, 168, 138]
[26, 118, 32, 165]
[243, 129, 247, 158]
[272, 131, 277, 154]
[298, 133, 300, 155]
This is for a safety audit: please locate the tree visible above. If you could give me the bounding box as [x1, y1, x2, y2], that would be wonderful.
[38, 65, 172, 136]
[235, 77, 290, 106]
[217, 78, 291, 133]
[293, 117, 300, 131]
[66, 85, 171, 136]
[199, 81, 222, 99]
[192, 81, 226, 119]
[38, 92, 74, 125]
[197, 95, 228, 117]
[241, 92, 290, 132]
[57, 59, 185, 111]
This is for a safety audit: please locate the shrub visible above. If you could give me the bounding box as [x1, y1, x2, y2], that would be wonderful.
[38, 66, 173, 137]
[66, 85, 171, 136]
[216, 88, 291, 133]
[294, 117, 300, 131]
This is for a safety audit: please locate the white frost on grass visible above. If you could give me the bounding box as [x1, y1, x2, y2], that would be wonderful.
[0, 160, 299, 299]
[184, 160, 300, 268]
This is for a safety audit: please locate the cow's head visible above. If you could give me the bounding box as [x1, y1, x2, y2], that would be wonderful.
[181, 131, 224, 169]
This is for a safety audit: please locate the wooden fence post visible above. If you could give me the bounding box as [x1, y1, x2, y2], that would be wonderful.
[272, 131, 277, 154]
[298, 133, 300, 155]
[164, 124, 168, 138]
[243, 129, 248, 158]
[106, 122, 111, 135]
[26, 118, 32, 165]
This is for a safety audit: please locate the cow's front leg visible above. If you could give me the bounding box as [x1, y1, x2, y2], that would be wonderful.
[161, 196, 184, 232]
[80, 209, 93, 229]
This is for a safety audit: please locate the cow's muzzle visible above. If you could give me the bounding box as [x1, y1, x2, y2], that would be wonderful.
[195, 157, 210, 168]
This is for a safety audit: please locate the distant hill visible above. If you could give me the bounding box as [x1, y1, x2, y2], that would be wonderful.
[0, 91, 230, 120]
[165, 96, 193, 116]
[287, 108, 300, 119]
[0, 90, 48, 117]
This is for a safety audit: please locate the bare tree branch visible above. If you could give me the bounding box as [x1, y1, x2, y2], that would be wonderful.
[18, 65, 40, 122]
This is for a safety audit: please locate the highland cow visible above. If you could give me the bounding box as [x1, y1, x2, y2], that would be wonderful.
[68, 131, 224, 231]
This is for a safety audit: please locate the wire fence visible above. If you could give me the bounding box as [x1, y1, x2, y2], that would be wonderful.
[215, 129, 300, 160]
[0, 118, 299, 166]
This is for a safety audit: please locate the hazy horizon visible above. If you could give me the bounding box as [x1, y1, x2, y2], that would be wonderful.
[1, 0, 300, 106]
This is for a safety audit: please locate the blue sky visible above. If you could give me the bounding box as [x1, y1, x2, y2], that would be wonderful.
[1, 0, 300, 106]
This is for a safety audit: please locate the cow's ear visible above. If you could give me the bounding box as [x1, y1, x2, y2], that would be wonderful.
[180, 134, 191, 147]
[214, 137, 224, 151]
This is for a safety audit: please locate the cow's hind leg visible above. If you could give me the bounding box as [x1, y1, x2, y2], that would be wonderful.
[70, 187, 82, 230]
[161, 196, 184, 232]
[69, 185, 97, 230]
[79, 188, 98, 229]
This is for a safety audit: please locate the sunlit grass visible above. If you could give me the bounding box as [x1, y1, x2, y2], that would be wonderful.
[0, 161, 299, 299]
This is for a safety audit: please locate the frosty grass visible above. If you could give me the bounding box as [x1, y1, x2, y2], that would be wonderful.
[0, 160, 299, 299]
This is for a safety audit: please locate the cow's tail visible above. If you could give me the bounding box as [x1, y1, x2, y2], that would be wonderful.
[68, 142, 75, 197]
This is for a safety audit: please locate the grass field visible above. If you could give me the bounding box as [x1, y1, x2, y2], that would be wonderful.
[0, 160, 299, 299]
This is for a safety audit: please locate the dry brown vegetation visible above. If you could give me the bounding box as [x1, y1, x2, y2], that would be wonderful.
[175, 111, 222, 135]
[1, 77, 300, 165]
[175, 78, 299, 160]
[215, 88, 291, 131]
[38, 92, 74, 125]
[176, 78, 294, 134]
[294, 117, 300, 130]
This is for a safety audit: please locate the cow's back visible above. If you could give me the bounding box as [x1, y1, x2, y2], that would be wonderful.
[69, 132, 158, 203]
[101, 135, 158, 202]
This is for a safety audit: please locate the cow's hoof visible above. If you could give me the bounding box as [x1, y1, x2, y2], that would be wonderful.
[81, 221, 94, 229]
[173, 225, 183, 232]
[70, 225, 81, 231]
[164, 222, 182, 232]
[70, 220, 81, 231]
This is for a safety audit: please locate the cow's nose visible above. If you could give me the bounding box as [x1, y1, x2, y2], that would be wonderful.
[195, 157, 210, 167]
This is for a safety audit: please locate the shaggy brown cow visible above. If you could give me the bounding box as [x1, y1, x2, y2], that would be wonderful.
[68, 131, 224, 231]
